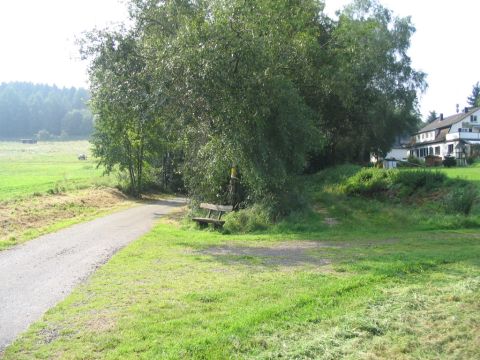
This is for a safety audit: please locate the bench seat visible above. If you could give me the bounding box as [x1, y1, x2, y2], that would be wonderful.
[192, 203, 233, 228]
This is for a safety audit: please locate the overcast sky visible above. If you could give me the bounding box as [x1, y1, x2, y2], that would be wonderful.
[0, 0, 479, 119]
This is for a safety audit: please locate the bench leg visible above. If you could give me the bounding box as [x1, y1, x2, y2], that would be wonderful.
[197, 222, 208, 229]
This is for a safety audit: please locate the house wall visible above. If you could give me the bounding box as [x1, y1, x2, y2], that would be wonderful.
[415, 130, 436, 144]
[449, 109, 480, 133]
[410, 141, 457, 159]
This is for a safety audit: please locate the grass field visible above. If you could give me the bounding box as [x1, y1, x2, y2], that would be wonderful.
[4, 167, 479, 359]
[0, 141, 114, 201]
[440, 163, 480, 187]
[0, 141, 135, 250]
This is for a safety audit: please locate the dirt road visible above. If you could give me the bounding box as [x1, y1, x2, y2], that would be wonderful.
[0, 198, 186, 352]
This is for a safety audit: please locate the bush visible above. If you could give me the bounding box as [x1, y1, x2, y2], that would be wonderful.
[443, 156, 456, 167]
[393, 170, 446, 195]
[443, 184, 477, 215]
[342, 168, 447, 197]
[407, 155, 425, 167]
[342, 168, 391, 196]
[466, 156, 475, 165]
[223, 204, 272, 233]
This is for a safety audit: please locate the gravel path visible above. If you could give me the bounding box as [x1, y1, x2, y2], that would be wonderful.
[0, 198, 186, 352]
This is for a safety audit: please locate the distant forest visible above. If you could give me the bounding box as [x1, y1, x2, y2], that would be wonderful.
[0, 82, 93, 139]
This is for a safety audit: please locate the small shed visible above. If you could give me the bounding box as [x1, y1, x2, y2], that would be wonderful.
[383, 158, 397, 169]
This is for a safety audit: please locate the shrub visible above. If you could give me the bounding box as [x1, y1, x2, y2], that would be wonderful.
[392, 170, 446, 195]
[342, 168, 447, 197]
[443, 184, 477, 215]
[443, 156, 456, 167]
[407, 155, 425, 167]
[466, 156, 475, 165]
[342, 168, 391, 195]
[223, 204, 272, 233]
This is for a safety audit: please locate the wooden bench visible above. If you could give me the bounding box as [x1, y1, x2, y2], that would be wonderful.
[192, 203, 233, 228]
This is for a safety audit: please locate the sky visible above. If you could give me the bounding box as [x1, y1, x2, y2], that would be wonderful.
[0, 0, 479, 119]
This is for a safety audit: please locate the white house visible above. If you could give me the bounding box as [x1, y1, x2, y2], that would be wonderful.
[410, 107, 480, 164]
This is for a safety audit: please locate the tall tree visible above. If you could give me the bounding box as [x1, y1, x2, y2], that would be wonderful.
[311, 0, 425, 164]
[426, 110, 438, 123]
[82, 0, 425, 210]
[467, 81, 480, 107]
[81, 29, 167, 196]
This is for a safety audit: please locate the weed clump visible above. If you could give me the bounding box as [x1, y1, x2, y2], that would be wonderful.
[223, 204, 272, 233]
[443, 185, 477, 215]
[340, 168, 478, 216]
[342, 168, 447, 197]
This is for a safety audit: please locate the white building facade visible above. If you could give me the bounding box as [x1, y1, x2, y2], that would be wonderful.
[410, 107, 480, 164]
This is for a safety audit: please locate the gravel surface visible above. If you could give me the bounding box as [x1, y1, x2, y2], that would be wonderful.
[0, 198, 186, 352]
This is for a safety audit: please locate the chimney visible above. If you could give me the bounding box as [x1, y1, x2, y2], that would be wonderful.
[464, 107, 469, 113]
[440, 113, 444, 120]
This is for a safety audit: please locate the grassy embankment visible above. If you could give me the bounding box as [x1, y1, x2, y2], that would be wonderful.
[4, 165, 479, 359]
[0, 141, 135, 250]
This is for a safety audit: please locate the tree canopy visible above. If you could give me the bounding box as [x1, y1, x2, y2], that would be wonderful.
[426, 110, 438, 123]
[467, 81, 480, 107]
[0, 82, 93, 139]
[82, 0, 426, 209]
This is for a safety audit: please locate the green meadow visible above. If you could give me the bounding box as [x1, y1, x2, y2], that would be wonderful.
[0, 141, 113, 201]
[440, 163, 480, 187]
[5, 166, 479, 359]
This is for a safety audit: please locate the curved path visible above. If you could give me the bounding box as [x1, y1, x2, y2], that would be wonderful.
[0, 198, 186, 352]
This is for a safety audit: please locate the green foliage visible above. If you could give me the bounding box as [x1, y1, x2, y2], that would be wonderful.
[443, 184, 478, 215]
[467, 81, 480, 106]
[83, 30, 168, 196]
[81, 0, 425, 209]
[223, 204, 273, 233]
[343, 168, 392, 195]
[426, 110, 438, 123]
[0, 82, 93, 139]
[443, 155, 457, 168]
[466, 156, 475, 165]
[406, 155, 425, 166]
[343, 168, 447, 197]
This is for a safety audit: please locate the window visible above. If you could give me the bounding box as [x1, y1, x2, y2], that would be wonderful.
[448, 144, 454, 154]
[471, 115, 477, 122]
[419, 148, 429, 157]
[435, 146, 440, 155]
[429, 147, 433, 155]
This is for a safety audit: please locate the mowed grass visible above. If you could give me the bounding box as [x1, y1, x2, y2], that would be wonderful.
[440, 163, 480, 187]
[5, 171, 480, 359]
[0, 141, 113, 201]
[0, 140, 132, 251]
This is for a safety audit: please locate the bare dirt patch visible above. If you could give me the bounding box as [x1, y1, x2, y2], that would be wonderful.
[198, 238, 400, 268]
[199, 241, 338, 267]
[0, 188, 133, 246]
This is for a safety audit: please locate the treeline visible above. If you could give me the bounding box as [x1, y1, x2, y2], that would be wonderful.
[0, 82, 93, 139]
[82, 0, 426, 212]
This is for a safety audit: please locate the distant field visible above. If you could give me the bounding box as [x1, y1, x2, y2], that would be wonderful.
[0, 141, 113, 201]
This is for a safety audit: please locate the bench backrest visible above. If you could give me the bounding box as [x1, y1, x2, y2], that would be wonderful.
[199, 203, 233, 213]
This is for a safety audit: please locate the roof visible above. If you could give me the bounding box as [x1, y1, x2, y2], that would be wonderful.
[417, 107, 480, 133]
